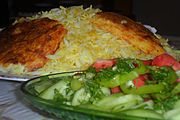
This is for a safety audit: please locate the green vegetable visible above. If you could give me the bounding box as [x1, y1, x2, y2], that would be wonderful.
[174, 100, 180, 109]
[84, 80, 110, 103]
[132, 100, 154, 109]
[164, 108, 180, 120]
[118, 71, 139, 85]
[176, 70, 180, 77]
[95, 68, 120, 88]
[133, 60, 148, 74]
[70, 79, 83, 91]
[149, 66, 178, 84]
[72, 86, 110, 106]
[95, 93, 124, 108]
[115, 59, 148, 75]
[172, 83, 180, 95]
[121, 83, 165, 94]
[95, 94, 143, 112]
[26, 76, 58, 95]
[120, 109, 164, 119]
[33, 80, 56, 94]
[115, 59, 135, 72]
[53, 88, 67, 102]
[154, 95, 180, 112]
[72, 88, 91, 106]
[39, 79, 70, 100]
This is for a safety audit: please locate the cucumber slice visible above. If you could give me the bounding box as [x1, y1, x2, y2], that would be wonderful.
[72, 88, 91, 106]
[95, 93, 123, 107]
[70, 79, 83, 91]
[112, 100, 140, 112]
[176, 70, 180, 78]
[39, 79, 69, 100]
[100, 87, 111, 96]
[121, 109, 164, 119]
[164, 108, 180, 120]
[34, 78, 59, 94]
[96, 94, 143, 112]
[71, 87, 110, 106]
[171, 83, 180, 95]
[174, 100, 180, 109]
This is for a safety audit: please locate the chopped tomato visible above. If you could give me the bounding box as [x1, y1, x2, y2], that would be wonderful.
[142, 60, 152, 66]
[173, 62, 180, 71]
[152, 53, 180, 71]
[92, 59, 116, 71]
[111, 86, 121, 94]
[133, 63, 138, 67]
[133, 60, 152, 68]
[133, 74, 147, 88]
[176, 78, 180, 82]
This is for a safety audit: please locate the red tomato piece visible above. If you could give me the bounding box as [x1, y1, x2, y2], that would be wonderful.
[172, 62, 180, 71]
[111, 86, 121, 94]
[142, 60, 152, 66]
[133, 60, 152, 68]
[176, 78, 180, 82]
[133, 63, 138, 67]
[152, 53, 180, 71]
[133, 74, 147, 88]
[92, 59, 116, 71]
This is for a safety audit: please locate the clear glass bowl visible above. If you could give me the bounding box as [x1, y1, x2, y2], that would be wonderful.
[21, 72, 161, 120]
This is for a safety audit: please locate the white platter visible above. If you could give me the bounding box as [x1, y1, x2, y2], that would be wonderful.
[0, 73, 37, 81]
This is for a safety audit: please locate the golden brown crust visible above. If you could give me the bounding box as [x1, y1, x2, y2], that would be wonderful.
[0, 18, 67, 71]
[91, 12, 165, 56]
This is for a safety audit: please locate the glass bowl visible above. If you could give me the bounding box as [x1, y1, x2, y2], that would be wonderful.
[21, 71, 162, 120]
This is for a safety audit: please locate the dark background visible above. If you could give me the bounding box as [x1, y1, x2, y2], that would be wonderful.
[133, 0, 180, 36]
[0, 0, 180, 36]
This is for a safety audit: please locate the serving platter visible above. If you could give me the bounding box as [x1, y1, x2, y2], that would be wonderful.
[0, 73, 35, 81]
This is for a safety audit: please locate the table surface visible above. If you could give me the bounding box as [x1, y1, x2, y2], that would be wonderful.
[0, 36, 179, 120]
[0, 80, 54, 120]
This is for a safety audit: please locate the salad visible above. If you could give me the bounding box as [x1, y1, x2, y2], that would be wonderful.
[25, 53, 180, 120]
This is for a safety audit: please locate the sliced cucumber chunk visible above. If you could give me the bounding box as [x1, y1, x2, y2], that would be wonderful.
[34, 79, 58, 94]
[100, 87, 111, 96]
[72, 88, 91, 106]
[171, 83, 180, 95]
[70, 79, 83, 91]
[96, 94, 143, 112]
[164, 108, 180, 120]
[39, 79, 69, 100]
[95, 93, 123, 107]
[121, 109, 164, 119]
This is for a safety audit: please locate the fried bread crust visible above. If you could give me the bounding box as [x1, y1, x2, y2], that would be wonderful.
[0, 18, 67, 71]
[91, 12, 165, 56]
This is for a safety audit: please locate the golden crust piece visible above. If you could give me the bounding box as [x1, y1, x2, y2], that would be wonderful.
[91, 12, 165, 56]
[0, 18, 67, 71]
